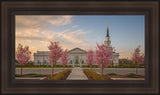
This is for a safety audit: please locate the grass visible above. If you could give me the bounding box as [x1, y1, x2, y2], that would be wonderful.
[107, 73, 117, 76]
[15, 74, 22, 77]
[25, 73, 45, 77]
[15, 73, 45, 77]
[126, 73, 137, 78]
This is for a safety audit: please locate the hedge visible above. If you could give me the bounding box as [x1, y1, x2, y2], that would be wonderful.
[45, 69, 71, 80]
[16, 64, 73, 68]
[83, 69, 106, 80]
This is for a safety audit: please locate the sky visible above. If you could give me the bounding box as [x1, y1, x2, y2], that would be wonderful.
[15, 15, 145, 60]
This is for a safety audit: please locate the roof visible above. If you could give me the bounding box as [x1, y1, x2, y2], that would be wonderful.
[67, 47, 87, 53]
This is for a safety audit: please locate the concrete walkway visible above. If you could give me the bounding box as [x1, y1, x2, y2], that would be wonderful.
[67, 67, 88, 80]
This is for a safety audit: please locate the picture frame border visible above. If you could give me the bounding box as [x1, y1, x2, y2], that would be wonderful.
[1, 1, 159, 94]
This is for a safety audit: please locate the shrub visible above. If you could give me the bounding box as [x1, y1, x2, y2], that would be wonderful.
[45, 69, 71, 80]
[105, 65, 144, 68]
[83, 69, 106, 80]
[92, 65, 99, 68]
[107, 73, 117, 76]
[127, 73, 137, 78]
[75, 65, 80, 67]
[114, 66, 118, 68]
[67, 65, 72, 68]
[107, 66, 110, 68]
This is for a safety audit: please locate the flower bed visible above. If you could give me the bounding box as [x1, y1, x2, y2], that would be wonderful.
[83, 69, 111, 80]
[45, 69, 71, 80]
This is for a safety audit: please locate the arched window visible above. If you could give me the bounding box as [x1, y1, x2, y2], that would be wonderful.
[75, 56, 79, 64]
[70, 60, 72, 64]
[82, 60, 84, 64]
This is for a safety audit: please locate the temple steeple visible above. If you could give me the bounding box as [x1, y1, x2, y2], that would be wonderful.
[106, 23, 110, 37]
[104, 23, 111, 47]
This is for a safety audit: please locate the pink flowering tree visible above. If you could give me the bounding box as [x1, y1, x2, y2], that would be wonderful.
[48, 41, 62, 77]
[60, 49, 69, 69]
[132, 46, 145, 74]
[95, 44, 113, 76]
[86, 50, 94, 69]
[16, 44, 31, 76]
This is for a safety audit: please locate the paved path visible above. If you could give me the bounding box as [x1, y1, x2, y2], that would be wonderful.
[16, 68, 145, 75]
[67, 67, 88, 80]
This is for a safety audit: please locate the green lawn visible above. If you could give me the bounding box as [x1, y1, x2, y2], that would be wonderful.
[15, 73, 45, 77]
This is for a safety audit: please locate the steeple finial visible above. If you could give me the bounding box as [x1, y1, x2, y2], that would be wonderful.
[106, 23, 109, 37]
[107, 23, 109, 28]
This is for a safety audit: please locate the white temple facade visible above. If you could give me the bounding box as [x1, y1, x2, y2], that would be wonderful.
[33, 48, 88, 67]
[33, 23, 119, 67]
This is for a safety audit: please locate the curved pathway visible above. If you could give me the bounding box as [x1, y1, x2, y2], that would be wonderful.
[67, 67, 88, 80]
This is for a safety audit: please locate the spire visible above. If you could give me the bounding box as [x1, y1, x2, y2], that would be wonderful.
[106, 23, 109, 37]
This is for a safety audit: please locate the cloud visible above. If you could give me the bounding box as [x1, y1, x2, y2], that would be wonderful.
[72, 25, 78, 28]
[15, 15, 95, 59]
[16, 28, 94, 51]
[16, 15, 72, 26]
[16, 36, 45, 41]
[48, 16, 72, 25]
[58, 29, 86, 44]
[16, 15, 73, 40]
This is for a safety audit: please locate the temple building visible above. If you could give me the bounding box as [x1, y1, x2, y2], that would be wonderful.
[33, 23, 119, 67]
[104, 23, 119, 65]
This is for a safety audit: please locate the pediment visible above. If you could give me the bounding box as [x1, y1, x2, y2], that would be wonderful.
[68, 48, 87, 54]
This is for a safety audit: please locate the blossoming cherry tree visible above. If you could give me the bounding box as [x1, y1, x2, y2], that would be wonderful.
[48, 41, 62, 77]
[132, 46, 144, 74]
[95, 44, 113, 76]
[16, 44, 31, 76]
[86, 50, 94, 69]
[61, 49, 69, 69]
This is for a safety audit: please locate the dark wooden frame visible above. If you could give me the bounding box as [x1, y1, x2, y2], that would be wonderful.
[1, 1, 159, 94]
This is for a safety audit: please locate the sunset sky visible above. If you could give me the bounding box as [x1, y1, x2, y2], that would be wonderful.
[15, 15, 145, 60]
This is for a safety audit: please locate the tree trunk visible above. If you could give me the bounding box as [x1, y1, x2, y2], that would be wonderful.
[101, 65, 104, 76]
[51, 61, 56, 77]
[136, 64, 139, 75]
[51, 64, 54, 77]
[63, 66, 64, 70]
[21, 64, 22, 76]
[136, 67, 138, 75]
